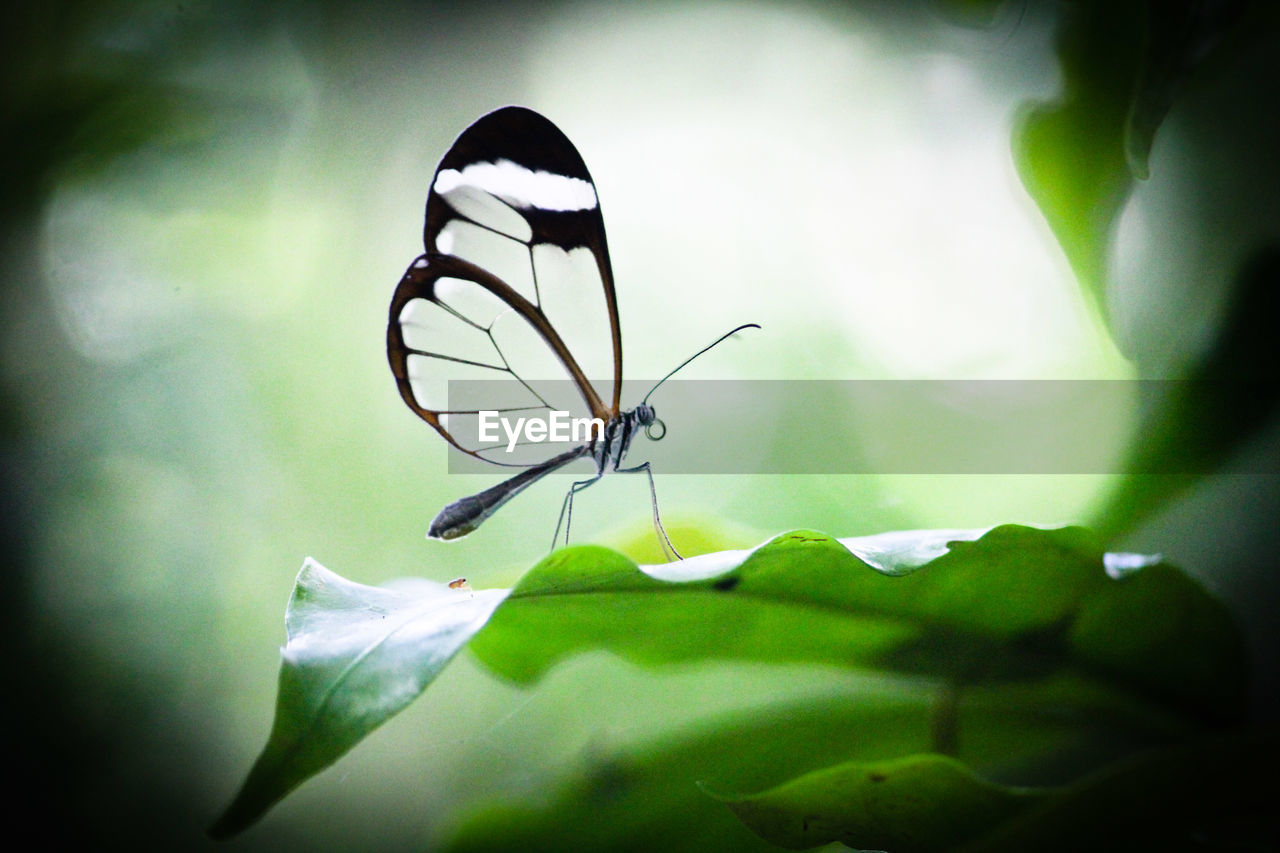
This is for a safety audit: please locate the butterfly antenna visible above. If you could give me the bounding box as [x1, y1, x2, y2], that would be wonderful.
[641, 323, 760, 405]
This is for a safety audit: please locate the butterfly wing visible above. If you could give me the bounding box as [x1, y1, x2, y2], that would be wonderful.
[387, 107, 624, 465]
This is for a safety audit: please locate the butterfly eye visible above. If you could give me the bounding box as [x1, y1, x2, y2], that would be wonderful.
[645, 418, 666, 442]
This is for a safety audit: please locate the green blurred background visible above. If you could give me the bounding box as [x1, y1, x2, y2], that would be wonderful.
[3, 0, 1277, 849]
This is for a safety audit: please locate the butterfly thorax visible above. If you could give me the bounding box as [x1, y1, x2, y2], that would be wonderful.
[592, 404, 661, 474]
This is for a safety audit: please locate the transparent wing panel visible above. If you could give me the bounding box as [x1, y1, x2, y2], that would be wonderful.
[488, 310, 587, 416]
[433, 276, 513, 329]
[398, 296, 500, 365]
[533, 243, 615, 410]
[391, 256, 594, 464]
[437, 218, 536, 305]
[433, 182, 532, 242]
[405, 353, 517, 413]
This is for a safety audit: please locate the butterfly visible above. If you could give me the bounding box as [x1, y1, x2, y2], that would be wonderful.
[386, 106, 756, 558]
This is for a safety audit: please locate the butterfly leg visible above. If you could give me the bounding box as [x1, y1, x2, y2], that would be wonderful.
[616, 461, 681, 561]
[553, 474, 602, 551]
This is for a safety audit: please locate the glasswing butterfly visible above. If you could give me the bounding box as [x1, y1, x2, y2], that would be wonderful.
[387, 106, 756, 558]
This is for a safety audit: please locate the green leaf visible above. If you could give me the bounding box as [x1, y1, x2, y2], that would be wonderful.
[438, 688, 1264, 853]
[708, 753, 1046, 852]
[713, 729, 1280, 853]
[209, 559, 507, 838]
[437, 687, 1053, 853]
[1012, 1, 1143, 318]
[470, 525, 1245, 723]
[1009, 0, 1252, 313]
[467, 528, 993, 683]
[216, 526, 1245, 837]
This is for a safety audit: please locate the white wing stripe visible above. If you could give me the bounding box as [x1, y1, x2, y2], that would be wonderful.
[435, 158, 598, 213]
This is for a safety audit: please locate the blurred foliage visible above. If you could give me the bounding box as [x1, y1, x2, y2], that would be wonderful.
[1012, 0, 1251, 324]
[1096, 244, 1280, 537]
[0, 2, 221, 218]
[1, 4, 229, 848]
[1007, 0, 1279, 535]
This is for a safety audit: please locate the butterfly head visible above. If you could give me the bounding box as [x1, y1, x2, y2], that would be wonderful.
[634, 403, 666, 441]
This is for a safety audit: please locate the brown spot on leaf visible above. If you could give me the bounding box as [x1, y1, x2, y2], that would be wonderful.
[712, 575, 740, 592]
